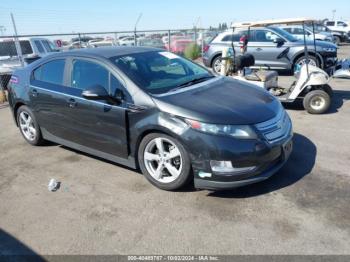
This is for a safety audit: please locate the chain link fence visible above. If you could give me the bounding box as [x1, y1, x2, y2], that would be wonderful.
[0, 28, 223, 103]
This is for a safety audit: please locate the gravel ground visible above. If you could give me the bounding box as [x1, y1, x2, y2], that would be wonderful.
[0, 46, 349, 256]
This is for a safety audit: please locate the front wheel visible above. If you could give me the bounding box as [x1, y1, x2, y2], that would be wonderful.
[138, 133, 192, 191]
[294, 56, 319, 72]
[303, 90, 331, 114]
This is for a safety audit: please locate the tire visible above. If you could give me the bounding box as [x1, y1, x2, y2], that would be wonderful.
[138, 133, 192, 191]
[17, 105, 44, 146]
[211, 55, 222, 74]
[303, 90, 331, 114]
[333, 36, 341, 45]
[294, 55, 319, 71]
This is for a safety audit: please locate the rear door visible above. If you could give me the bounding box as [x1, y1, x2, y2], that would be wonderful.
[30, 58, 73, 139]
[64, 58, 129, 158]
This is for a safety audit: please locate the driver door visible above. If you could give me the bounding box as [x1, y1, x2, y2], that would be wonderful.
[64, 58, 129, 159]
[249, 29, 290, 69]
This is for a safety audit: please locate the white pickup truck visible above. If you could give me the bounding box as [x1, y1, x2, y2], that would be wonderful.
[0, 37, 57, 89]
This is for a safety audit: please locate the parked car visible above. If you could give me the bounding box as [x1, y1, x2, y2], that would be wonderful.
[203, 27, 338, 74]
[118, 37, 136, 46]
[0, 37, 57, 89]
[308, 24, 348, 45]
[138, 38, 165, 49]
[324, 20, 350, 34]
[7, 47, 293, 191]
[167, 38, 193, 54]
[280, 25, 334, 43]
[88, 39, 116, 48]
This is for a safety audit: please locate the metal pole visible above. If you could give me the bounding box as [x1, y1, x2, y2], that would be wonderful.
[134, 13, 143, 46]
[312, 22, 317, 65]
[302, 22, 309, 75]
[168, 30, 171, 51]
[11, 13, 24, 67]
[78, 33, 81, 48]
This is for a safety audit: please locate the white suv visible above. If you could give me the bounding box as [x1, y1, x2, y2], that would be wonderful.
[325, 20, 350, 33]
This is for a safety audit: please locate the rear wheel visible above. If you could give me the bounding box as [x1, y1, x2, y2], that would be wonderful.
[17, 105, 44, 145]
[138, 133, 192, 191]
[303, 90, 331, 114]
[212, 55, 222, 74]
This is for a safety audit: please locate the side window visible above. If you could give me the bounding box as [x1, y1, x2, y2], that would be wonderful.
[282, 28, 292, 33]
[71, 59, 109, 91]
[33, 59, 65, 85]
[293, 28, 305, 35]
[34, 40, 45, 53]
[221, 34, 240, 42]
[326, 21, 335, 26]
[337, 21, 347, 27]
[110, 75, 130, 101]
[42, 40, 53, 52]
[252, 30, 279, 42]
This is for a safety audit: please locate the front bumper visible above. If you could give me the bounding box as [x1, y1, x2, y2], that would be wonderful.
[183, 112, 293, 190]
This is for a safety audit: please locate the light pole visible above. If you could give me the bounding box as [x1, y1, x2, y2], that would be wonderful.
[134, 13, 143, 46]
[332, 9, 336, 20]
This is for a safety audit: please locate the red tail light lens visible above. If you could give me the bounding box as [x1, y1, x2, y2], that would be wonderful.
[203, 45, 210, 53]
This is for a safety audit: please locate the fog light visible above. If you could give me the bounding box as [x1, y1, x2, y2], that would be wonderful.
[210, 161, 256, 173]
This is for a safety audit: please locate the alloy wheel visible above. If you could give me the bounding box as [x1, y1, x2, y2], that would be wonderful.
[143, 137, 183, 183]
[19, 111, 37, 141]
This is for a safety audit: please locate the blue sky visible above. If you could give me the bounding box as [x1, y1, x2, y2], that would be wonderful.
[0, 0, 349, 35]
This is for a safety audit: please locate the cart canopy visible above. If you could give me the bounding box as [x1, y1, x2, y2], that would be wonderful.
[231, 18, 317, 28]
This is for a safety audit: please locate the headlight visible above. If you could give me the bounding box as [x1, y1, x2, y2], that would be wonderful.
[185, 119, 257, 139]
[322, 47, 336, 52]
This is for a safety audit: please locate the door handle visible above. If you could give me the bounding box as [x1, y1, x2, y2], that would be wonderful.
[68, 98, 77, 108]
[256, 48, 263, 51]
[31, 89, 38, 97]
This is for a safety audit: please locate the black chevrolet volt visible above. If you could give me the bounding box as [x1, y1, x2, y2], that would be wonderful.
[7, 47, 293, 191]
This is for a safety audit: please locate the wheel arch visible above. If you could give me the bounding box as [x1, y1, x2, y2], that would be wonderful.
[13, 102, 26, 126]
[133, 127, 188, 169]
[292, 51, 324, 69]
[210, 52, 222, 67]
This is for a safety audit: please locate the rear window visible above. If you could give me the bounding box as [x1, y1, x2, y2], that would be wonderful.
[33, 59, 65, 85]
[326, 21, 335, 26]
[0, 40, 33, 56]
[222, 34, 239, 42]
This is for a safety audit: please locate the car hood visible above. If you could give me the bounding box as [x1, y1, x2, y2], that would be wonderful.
[152, 77, 281, 125]
[293, 39, 337, 49]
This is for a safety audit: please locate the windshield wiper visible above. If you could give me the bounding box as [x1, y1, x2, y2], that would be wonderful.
[170, 76, 215, 92]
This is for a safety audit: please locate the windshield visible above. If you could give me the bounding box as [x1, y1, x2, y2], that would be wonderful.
[0, 40, 33, 57]
[270, 27, 298, 42]
[111, 51, 213, 94]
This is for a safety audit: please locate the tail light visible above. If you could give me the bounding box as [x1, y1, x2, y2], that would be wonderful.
[203, 45, 210, 53]
[10, 75, 19, 84]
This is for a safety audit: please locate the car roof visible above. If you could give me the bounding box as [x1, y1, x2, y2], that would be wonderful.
[44, 46, 162, 59]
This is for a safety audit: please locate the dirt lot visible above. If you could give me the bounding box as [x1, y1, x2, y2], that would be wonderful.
[0, 46, 349, 256]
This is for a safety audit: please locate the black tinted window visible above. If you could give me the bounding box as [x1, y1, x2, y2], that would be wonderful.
[71, 60, 109, 91]
[0, 40, 33, 56]
[42, 40, 53, 52]
[326, 21, 335, 26]
[34, 59, 65, 85]
[222, 33, 245, 42]
[34, 40, 45, 53]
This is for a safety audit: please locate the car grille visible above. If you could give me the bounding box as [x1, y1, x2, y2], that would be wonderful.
[255, 109, 292, 144]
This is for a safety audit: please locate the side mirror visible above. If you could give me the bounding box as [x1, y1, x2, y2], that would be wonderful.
[273, 38, 285, 44]
[114, 89, 124, 101]
[82, 85, 109, 100]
